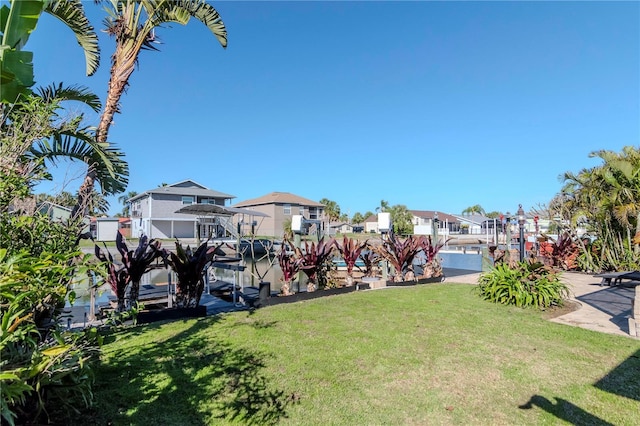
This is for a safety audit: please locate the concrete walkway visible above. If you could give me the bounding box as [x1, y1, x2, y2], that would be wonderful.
[445, 270, 639, 339]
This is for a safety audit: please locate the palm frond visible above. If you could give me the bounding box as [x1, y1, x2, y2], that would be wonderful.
[45, 0, 100, 76]
[36, 83, 101, 112]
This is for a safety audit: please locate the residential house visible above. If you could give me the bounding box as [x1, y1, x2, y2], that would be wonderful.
[37, 201, 72, 221]
[364, 210, 461, 238]
[129, 180, 235, 240]
[232, 192, 325, 237]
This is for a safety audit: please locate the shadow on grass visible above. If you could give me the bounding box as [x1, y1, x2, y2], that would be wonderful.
[593, 348, 640, 401]
[67, 317, 293, 425]
[520, 349, 640, 424]
[519, 395, 614, 425]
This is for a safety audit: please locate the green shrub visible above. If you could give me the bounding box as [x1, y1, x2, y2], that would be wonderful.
[477, 261, 568, 309]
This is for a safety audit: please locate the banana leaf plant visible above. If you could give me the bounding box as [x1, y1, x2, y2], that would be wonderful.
[375, 232, 424, 282]
[166, 241, 223, 308]
[337, 236, 367, 286]
[115, 232, 166, 308]
[277, 239, 303, 295]
[94, 243, 129, 312]
[297, 237, 337, 291]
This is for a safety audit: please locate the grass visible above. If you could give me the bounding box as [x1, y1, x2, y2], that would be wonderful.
[63, 283, 639, 425]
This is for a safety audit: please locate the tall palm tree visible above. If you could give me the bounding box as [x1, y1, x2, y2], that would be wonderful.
[74, 0, 227, 217]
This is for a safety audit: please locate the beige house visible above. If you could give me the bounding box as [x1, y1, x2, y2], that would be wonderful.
[232, 192, 325, 237]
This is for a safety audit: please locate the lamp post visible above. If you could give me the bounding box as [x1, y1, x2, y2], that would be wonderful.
[432, 212, 440, 245]
[517, 204, 525, 262]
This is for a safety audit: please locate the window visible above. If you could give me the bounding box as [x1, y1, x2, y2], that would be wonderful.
[283, 204, 291, 215]
[299, 206, 305, 216]
[201, 198, 217, 205]
[182, 196, 194, 205]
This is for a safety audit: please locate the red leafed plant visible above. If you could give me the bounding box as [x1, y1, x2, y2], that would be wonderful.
[375, 233, 424, 281]
[417, 235, 445, 278]
[538, 232, 579, 270]
[360, 248, 382, 277]
[166, 241, 223, 308]
[115, 232, 167, 308]
[298, 237, 337, 291]
[337, 236, 368, 285]
[94, 243, 129, 312]
[277, 239, 303, 295]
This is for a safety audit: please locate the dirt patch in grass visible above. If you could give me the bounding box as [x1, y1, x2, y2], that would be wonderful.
[540, 300, 581, 319]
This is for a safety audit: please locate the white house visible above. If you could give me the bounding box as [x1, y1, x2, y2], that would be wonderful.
[128, 180, 235, 240]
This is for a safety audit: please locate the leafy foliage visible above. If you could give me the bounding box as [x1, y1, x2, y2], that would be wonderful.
[114, 232, 166, 308]
[337, 236, 367, 284]
[477, 261, 568, 309]
[538, 232, 580, 271]
[166, 241, 222, 308]
[374, 233, 423, 282]
[277, 240, 303, 295]
[359, 249, 382, 277]
[297, 238, 337, 291]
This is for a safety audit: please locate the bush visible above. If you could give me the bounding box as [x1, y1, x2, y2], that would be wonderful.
[477, 261, 568, 309]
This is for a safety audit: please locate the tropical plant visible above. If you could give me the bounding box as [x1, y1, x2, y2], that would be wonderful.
[337, 236, 367, 286]
[462, 204, 486, 216]
[375, 233, 423, 282]
[0, 0, 99, 103]
[117, 190, 138, 217]
[277, 239, 302, 296]
[1, 88, 128, 222]
[359, 248, 382, 277]
[477, 261, 568, 309]
[74, 0, 227, 218]
[538, 232, 580, 271]
[351, 212, 365, 225]
[114, 232, 166, 309]
[94, 243, 129, 312]
[319, 198, 341, 222]
[557, 146, 640, 271]
[297, 237, 337, 291]
[166, 241, 223, 308]
[388, 204, 413, 235]
[417, 235, 445, 279]
[0, 248, 100, 426]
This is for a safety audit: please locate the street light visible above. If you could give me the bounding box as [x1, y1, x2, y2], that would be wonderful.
[432, 212, 440, 245]
[517, 204, 526, 262]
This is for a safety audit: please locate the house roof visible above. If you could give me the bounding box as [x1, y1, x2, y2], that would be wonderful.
[37, 201, 72, 213]
[129, 180, 235, 202]
[409, 210, 460, 223]
[233, 192, 324, 208]
[364, 210, 461, 223]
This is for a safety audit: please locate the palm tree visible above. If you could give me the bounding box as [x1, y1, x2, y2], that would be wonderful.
[320, 198, 341, 222]
[0, 0, 99, 103]
[462, 204, 485, 216]
[1, 87, 128, 217]
[75, 0, 227, 216]
[118, 190, 138, 217]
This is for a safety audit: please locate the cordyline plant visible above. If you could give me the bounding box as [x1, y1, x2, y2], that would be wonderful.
[166, 241, 224, 308]
[375, 232, 424, 282]
[337, 236, 367, 286]
[277, 239, 303, 296]
[298, 237, 337, 291]
[538, 232, 580, 270]
[115, 232, 166, 308]
[94, 243, 129, 312]
[360, 248, 382, 277]
[417, 235, 446, 279]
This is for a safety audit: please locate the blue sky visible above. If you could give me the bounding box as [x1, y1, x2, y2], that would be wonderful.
[28, 1, 639, 217]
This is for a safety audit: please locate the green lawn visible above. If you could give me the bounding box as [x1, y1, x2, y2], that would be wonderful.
[68, 283, 640, 425]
